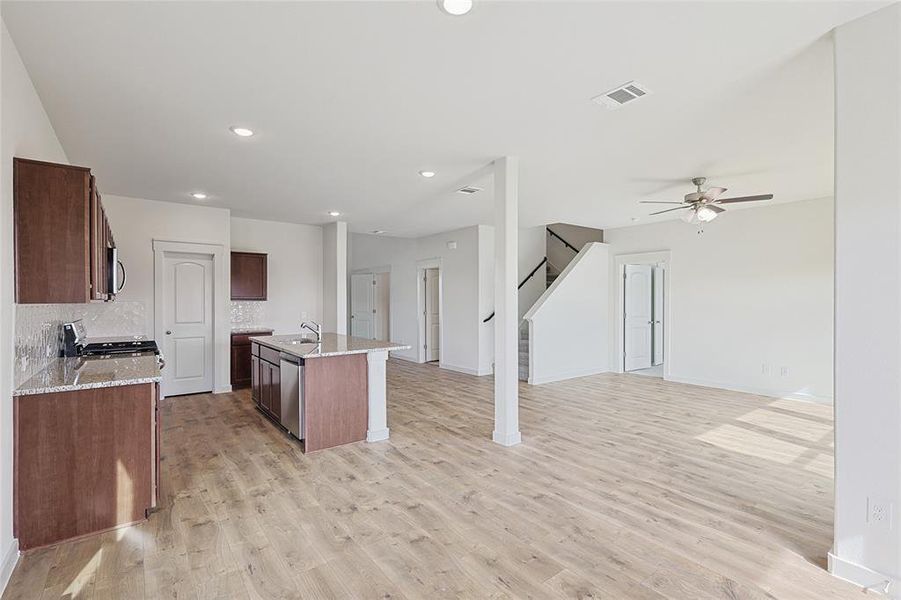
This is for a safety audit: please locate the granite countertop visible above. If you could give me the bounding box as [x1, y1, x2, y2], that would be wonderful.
[250, 333, 410, 359]
[231, 326, 274, 335]
[14, 354, 162, 397]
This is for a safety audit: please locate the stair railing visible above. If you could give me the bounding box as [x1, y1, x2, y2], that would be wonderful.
[483, 257, 547, 323]
[482, 229, 580, 323]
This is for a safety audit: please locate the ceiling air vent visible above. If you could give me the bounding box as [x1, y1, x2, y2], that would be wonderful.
[593, 81, 652, 110]
[457, 186, 483, 195]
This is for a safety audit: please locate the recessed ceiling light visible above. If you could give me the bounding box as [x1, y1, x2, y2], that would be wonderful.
[438, 0, 473, 16]
[229, 126, 254, 137]
[191, 192, 208, 200]
[419, 170, 436, 178]
[328, 211, 341, 217]
[372, 230, 386, 235]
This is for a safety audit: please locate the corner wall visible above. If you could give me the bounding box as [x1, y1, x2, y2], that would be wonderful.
[0, 18, 70, 590]
[604, 197, 834, 402]
[230, 217, 323, 333]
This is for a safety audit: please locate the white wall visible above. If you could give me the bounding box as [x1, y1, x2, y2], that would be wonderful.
[831, 3, 901, 589]
[350, 226, 493, 374]
[102, 195, 232, 393]
[524, 243, 610, 384]
[322, 221, 347, 335]
[518, 225, 546, 319]
[604, 197, 834, 402]
[0, 18, 70, 588]
[230, 217, 322, 334]
[547, 222, 604, 274]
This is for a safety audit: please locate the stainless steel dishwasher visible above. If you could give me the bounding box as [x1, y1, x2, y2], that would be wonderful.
[279, 354, 304, 440]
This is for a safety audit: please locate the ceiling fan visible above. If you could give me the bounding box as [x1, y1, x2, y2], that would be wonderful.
[640, 177, 774, 224]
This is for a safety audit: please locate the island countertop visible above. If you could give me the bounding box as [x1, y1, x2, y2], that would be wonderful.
[14, 354, 162, 397]
[249, 333, 410, 359]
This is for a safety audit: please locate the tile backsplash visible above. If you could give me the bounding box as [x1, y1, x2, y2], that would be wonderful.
[14, 302, 146, 387]
[231, 301, 267, 329]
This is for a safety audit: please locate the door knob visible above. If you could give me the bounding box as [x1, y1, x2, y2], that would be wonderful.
[166, 330, 172, 335]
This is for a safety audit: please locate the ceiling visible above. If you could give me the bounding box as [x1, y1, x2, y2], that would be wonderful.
[2, 1, 883, 237]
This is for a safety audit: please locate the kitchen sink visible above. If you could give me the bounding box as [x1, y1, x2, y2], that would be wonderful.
[284, 337, 318, 345]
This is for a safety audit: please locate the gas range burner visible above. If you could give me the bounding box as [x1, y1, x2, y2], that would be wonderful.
[81, 340, 160, 356]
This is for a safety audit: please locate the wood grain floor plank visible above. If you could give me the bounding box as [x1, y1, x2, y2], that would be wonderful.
[4, 360, 862, 599]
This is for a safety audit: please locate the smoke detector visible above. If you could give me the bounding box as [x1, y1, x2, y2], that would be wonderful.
[457, 186, 483, 195]
[593, 81, 652, 110]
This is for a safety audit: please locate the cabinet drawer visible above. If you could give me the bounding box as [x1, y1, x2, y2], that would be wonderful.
[259, 345, 281, 366]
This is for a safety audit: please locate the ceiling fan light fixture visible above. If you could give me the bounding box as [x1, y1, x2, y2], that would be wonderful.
[438, 0, 473, 16]
[696, 205, 719, 222]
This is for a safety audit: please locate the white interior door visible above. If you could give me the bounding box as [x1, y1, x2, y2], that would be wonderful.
[624, 264, 653, 372]
[425, 268, 440, 362]
[653, 265, 665, 366]
[162, 252, 214, 396]
[374, 272, 390, 341]
[351, 273, 375, 339]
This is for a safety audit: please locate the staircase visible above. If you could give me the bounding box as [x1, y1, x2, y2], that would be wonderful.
[485, 226, 592, 383]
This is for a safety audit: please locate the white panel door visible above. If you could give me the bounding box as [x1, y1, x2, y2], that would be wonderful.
[374, 272, 390, 341]
[425, 268, 440, 362]
[653, 265, 665, 366]
[162, 253, 214, 396]
[351, 273, 375, 339]
[624, 264, 653, 372]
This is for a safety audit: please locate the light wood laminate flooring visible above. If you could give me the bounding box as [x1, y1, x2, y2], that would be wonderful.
[3, 359, 858, 599]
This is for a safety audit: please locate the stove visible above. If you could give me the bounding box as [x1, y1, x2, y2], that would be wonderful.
[81, 339, 160, 356]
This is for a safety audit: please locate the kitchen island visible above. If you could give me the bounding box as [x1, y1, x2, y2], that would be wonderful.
[249, 333, 409, 452]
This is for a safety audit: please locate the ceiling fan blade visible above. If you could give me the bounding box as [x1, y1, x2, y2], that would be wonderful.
[716, 194, 774, 204]
[638, 201, 685, 205]
[649, 206, 692, 216]
[684, 192, 703, 202]
[702, 186, 727, 200]
[707, 204, 725, 213]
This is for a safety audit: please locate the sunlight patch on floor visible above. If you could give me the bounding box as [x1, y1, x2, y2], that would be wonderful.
[696, 424, 809, 464]
[735, 408, 832, 443]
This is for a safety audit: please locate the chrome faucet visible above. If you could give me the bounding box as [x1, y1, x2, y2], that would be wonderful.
[301, 321, 321, 342]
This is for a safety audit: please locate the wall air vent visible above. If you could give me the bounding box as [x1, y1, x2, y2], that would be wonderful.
[593, 81, 652, 110]
[457, 186, 483, 194]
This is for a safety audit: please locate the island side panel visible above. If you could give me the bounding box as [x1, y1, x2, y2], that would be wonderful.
[303, 354, 368, 452]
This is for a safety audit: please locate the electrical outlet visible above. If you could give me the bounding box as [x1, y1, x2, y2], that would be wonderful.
[868, 498, 893, 530]
[780, 366, 789, 377]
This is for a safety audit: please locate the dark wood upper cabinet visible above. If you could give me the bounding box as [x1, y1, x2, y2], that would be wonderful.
[14, 158, 116, 304]
[231, 251, 268, 300]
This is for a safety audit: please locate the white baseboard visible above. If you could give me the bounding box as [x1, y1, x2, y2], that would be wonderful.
[529, 366, 609, 385]
[664, 374, 833, 404]
[390, 353, 419, 364]
[0, 538, 19, 595]
[492, 430, 522, 446]
[439, 362, 492, 377]
[367, 427, 390, 442]
[828, 550, 895, 595]
[213, 385, 233, 394]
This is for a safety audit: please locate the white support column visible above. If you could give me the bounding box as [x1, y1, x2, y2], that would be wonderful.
[492, 156, 521, 446]
[831, 4, 901, 590]
[322, 221, 348, 335]
[366, 350, 390, 442]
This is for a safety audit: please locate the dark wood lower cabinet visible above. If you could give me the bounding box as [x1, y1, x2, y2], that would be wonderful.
[231, 330, 272, 389]
[14, 382, 160, 550]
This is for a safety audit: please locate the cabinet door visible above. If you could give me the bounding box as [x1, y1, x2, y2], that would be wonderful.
[251, 355, 260, 404]
[260, 360, 272, 413]
[89, 179, 106, 300]
[269, 362, 281, 418]
[154, 383, 161, 508]
[231, 343, 253, 388]
[231, 252, 268, 300]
